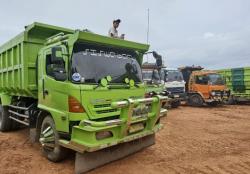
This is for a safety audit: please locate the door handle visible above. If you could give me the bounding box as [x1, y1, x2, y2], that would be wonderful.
[44, 89, 49, 96]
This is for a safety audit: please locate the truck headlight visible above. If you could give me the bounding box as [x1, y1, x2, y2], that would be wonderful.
[133, 106, 149, 116]
[211, 91, 216, 96]
[96, 131, 113, 140]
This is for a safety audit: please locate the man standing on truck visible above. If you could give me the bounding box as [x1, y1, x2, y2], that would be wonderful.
[108, 19, 125, 39]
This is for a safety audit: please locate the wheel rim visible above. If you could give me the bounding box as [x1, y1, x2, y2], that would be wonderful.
[39, 124, 56, 152]
[0, 111, 3, 127]
[192, 96, 200, 104]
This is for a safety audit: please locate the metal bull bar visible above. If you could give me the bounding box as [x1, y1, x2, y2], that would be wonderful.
[61, 96, 168, 174]
[109, 95, 168, 137]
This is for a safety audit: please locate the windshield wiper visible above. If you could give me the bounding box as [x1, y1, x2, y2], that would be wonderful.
[108, 84, 130, 89]
[94, 83, 102, 90]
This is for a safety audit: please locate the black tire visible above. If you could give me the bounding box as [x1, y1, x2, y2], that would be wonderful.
[226, 96, 235, 105]
[207, 101, 218, 107]
[0, 105, 13, 132]
[40, 116, 68, 162]
[188, 94, 203, 107]
[11, 120, 20, 130]
[171, 101, 180, 108]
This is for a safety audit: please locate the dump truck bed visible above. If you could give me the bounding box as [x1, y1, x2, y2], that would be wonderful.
[0, 23, 74, 97]
[218, 67, 250, 98]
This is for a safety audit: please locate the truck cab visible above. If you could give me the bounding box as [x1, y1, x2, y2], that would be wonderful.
[37, 29, 168, 153]
[179, 66, 229, 106]
[160, 68, 186, 108]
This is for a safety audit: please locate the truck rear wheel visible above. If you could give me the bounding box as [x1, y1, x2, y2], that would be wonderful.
[0, 105, 13, 132]
[226, 96, 235, 105]
[40, 116, 68, 162]
[171, 101, 180, 108]
[188, 94, 203, 107]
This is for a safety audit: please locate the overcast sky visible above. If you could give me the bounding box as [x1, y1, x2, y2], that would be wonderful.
[0, 0, 249, 69]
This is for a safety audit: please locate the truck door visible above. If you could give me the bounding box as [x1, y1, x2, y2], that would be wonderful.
[37, 46, 69, 132]
[193, 75, 209, 99]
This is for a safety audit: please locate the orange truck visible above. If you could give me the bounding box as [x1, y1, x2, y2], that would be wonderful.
[179, 66, 230, 106]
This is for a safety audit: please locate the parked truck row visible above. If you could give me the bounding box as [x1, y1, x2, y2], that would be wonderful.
[0, 22, 248, 174]
[142, 63, 230, 108]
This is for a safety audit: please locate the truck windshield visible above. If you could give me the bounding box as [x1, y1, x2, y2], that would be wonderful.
[162, 70, 184, 82]
[71, 51, 142, 84]
[142, 69, 161, 84]
[208, 74, 224, 85]
[142, 70, 153, 81]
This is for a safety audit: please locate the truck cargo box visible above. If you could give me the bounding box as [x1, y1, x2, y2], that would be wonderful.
[0, 23, 73, 98]
[218, 67, 250, 99]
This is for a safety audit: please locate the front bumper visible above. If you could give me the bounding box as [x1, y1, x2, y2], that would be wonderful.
[168, 93, 186, 101]
[205, 93, 229, 103]
[59, 95, 168, 153]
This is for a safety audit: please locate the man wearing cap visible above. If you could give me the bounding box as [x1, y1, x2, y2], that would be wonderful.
[108, 19, 125, 39]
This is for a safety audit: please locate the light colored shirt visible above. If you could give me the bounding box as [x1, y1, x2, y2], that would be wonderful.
[108, 27, 118, 38]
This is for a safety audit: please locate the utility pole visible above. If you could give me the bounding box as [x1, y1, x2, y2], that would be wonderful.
[147, 8, 150, 45]
[147, 8, 150, 62]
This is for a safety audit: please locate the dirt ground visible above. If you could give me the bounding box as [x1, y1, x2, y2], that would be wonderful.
[1, 105, 250, 174]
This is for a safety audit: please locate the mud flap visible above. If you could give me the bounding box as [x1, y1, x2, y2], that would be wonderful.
[75, 134, 155, 174]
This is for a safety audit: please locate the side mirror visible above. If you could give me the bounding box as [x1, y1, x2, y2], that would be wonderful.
[165, 72, 168, 79]
[152, 70, 160, 80]
[156, 58, 162, 67]
[51, 47, 63, 64]
[132, 64, 138, 74]
[152, 51, 162, 59]
[152, 51, 163, 67]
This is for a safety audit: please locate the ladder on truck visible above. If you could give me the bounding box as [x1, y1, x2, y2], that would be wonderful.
[8, 103, 38, 126]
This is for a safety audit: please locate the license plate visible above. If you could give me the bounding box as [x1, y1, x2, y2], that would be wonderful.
[129, 123, 144, 134]
[174, 95, 179, 98]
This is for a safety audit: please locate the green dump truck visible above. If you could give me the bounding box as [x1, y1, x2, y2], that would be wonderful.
[218, 67, 250, 104]
[0, 22, 167, 173]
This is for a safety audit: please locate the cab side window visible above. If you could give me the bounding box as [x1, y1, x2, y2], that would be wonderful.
[196, 75, 208, 85]
[45, 52, 66, 81]
[46, 54, 54, 77]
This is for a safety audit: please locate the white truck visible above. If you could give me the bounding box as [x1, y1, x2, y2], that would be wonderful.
[161, 68, 186, 108]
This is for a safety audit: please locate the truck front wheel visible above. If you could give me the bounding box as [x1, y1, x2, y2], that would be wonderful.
[39, 116, 68, 162]
[0, 105, 13, 132]
[171, 101, 181, 108]
[188, 94, 203, 107]
[207, 101, 219, 107]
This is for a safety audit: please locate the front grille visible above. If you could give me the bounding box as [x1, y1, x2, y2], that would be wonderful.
[213, 90, 223, 96]
[212, 90, 229, 97]
[92, 103, 120, 116]
[94, 104, 111, 108]
[166, 87, 185, 94]
[96, 109, 118, 114]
